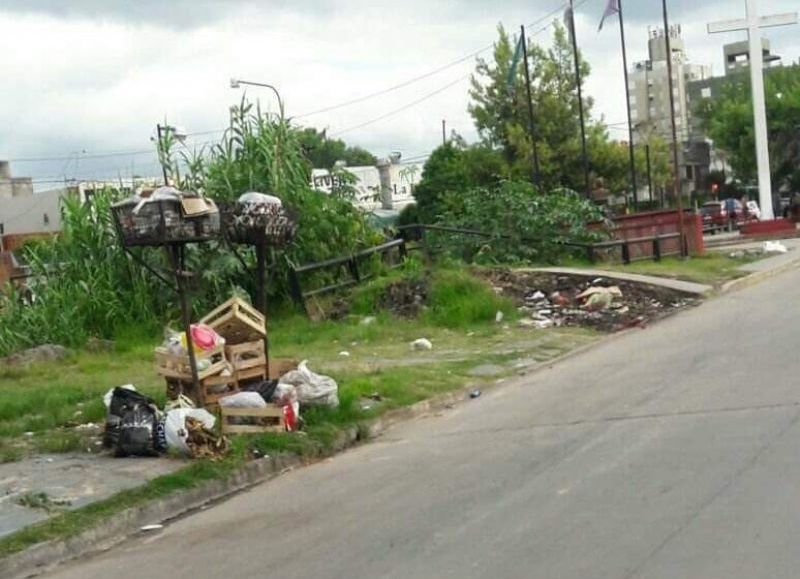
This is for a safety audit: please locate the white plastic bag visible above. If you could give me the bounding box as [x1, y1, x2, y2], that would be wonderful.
[278, 360, 339, 408]
[103, 384, 136, 409]
[164, 409, 216, 456]
[218, 392, 267, 409]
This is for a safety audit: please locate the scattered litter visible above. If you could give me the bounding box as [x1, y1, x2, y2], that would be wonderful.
[163, 408, 217, 456]
[338, 351, 351, 357]
[368, 392, 383, 401]
[140, 524, 164, 532]
[495, 311, 504, 323]
[278, 360, 339, 407]
[577, 286, 623, 300]
[469, 389, 482, 399]
[411, 338, 433, 351]
[185, 416, 229, 460]
[74, 422, 99, 431]
[477, 269, 698, 333]
[584, 292, 614, 311]
[763, 241, 788, 254]
[360, 316, 377, 325]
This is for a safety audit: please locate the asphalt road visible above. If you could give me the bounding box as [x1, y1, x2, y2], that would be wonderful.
[44, 267, 800, 579]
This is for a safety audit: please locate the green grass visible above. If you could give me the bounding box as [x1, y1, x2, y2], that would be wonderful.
[0, 265, 599, 559]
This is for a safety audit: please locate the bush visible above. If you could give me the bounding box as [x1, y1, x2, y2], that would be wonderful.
[0, 192, 167, 355]
[432, 180, 605, 264]
[423, 269, 514, 327]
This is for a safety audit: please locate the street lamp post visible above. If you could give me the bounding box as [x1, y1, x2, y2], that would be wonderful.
[230, 78, 283, 111]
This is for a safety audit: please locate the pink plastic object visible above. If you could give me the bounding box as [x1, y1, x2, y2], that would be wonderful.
[190, 324, 219, 350]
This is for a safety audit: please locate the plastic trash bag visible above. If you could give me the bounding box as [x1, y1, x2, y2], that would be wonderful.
[218, 392, 267, 409]
[164, 408, 216, 456]
[103, 387, 163, 457]
[278, 360, 339, 408]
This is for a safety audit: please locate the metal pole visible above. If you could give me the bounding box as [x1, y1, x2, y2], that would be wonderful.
[157, 124, 169, 186]
[442, 119, 446, 145]
[168, 244, 199, 393]
[521, 25, 542, 188]
[646, 143, 654, 204]
[661, 1, 687, 255]
[568, 1, 591, 199]
[618, 0, 638, 209]
[255, 243, 271, 379]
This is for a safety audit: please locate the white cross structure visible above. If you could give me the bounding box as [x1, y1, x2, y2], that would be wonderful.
[708, 1, 797, 220]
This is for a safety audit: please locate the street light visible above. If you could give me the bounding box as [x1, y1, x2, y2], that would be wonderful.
[230, 78, 283, 110]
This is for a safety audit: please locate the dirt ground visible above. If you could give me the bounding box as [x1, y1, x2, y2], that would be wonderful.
[478, 269, 700, 333]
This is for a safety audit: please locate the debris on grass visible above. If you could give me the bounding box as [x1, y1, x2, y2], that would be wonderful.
[411, 338, 433, 351]
[479, 269, 698, 333]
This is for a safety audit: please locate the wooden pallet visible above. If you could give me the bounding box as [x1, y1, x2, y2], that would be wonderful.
[220, 406, 286, 434]
[155, 343, 227, 381]
[225, 340, 266, 371]
[200, 297, 265, 344]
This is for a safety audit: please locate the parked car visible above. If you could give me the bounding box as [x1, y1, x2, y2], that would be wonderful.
[701, 201, 727, 231]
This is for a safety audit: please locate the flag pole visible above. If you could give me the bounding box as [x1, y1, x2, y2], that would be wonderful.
[661, 0, 687, 255]
[568, 0, 591, 199]
[617, 0, 638, 209]
[521, 25, 541, 188]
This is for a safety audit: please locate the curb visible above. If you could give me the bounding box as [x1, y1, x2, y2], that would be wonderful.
[718, 254, 800, 294]
[1, 329, 625, 579]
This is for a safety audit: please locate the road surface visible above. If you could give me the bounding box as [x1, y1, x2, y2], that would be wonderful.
[43, 267, 800, 579]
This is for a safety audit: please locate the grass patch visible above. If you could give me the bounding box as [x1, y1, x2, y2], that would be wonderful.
[0, 265, 600, 558]
[568, 253, 761, 286]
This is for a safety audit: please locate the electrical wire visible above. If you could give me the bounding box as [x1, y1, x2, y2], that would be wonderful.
[8, 0, 591, 174]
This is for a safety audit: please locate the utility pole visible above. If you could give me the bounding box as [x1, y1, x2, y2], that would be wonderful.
[442, 119, 446, 145]
[662, 0, 687, 256]
[520, 25, 541, 188]
[618, 0, 638, 209]
[567, 0, 591, 199]
[645, 143, 654, 204]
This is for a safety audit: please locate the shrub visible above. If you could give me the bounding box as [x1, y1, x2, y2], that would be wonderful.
[432, 180, 605, 264]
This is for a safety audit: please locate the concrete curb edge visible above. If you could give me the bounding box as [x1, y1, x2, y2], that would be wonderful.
[718, 254, 800, 294]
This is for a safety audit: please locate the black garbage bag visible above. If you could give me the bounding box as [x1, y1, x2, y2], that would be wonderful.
[103, 387, 164, 456]
[243, 379, 279, 403]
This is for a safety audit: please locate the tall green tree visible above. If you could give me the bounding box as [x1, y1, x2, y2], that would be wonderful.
[697, 65, 800, 193]
[296, 128, 377, 169]
[470, 23, 624, 192]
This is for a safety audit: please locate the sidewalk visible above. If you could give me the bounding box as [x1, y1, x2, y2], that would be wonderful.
[527, 267, 713, 296]
[0, 454, 184, 538]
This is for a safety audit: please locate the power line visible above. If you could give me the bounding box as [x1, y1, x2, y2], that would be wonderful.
[7, 0, 585, 169]
[331, 75, 470, 137]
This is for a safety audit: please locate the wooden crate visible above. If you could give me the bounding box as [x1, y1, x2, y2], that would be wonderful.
[155, 343, 226, 381]
[164, 373, 239, 409]
[220, 405, 286, 434]
[225, 340, 266, 371]
[201, 373, 240, 406]
[200, 297, 265, 344]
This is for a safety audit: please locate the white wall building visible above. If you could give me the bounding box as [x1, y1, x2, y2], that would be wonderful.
[311, 159, 422, 211]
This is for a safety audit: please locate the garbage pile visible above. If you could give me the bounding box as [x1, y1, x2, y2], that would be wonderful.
[482, 269, 698, 333]
[102, 296, 340, 459]
[111, 186, 220, 247]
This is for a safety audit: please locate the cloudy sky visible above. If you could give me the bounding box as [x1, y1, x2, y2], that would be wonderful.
[1, 0, 798, 187]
